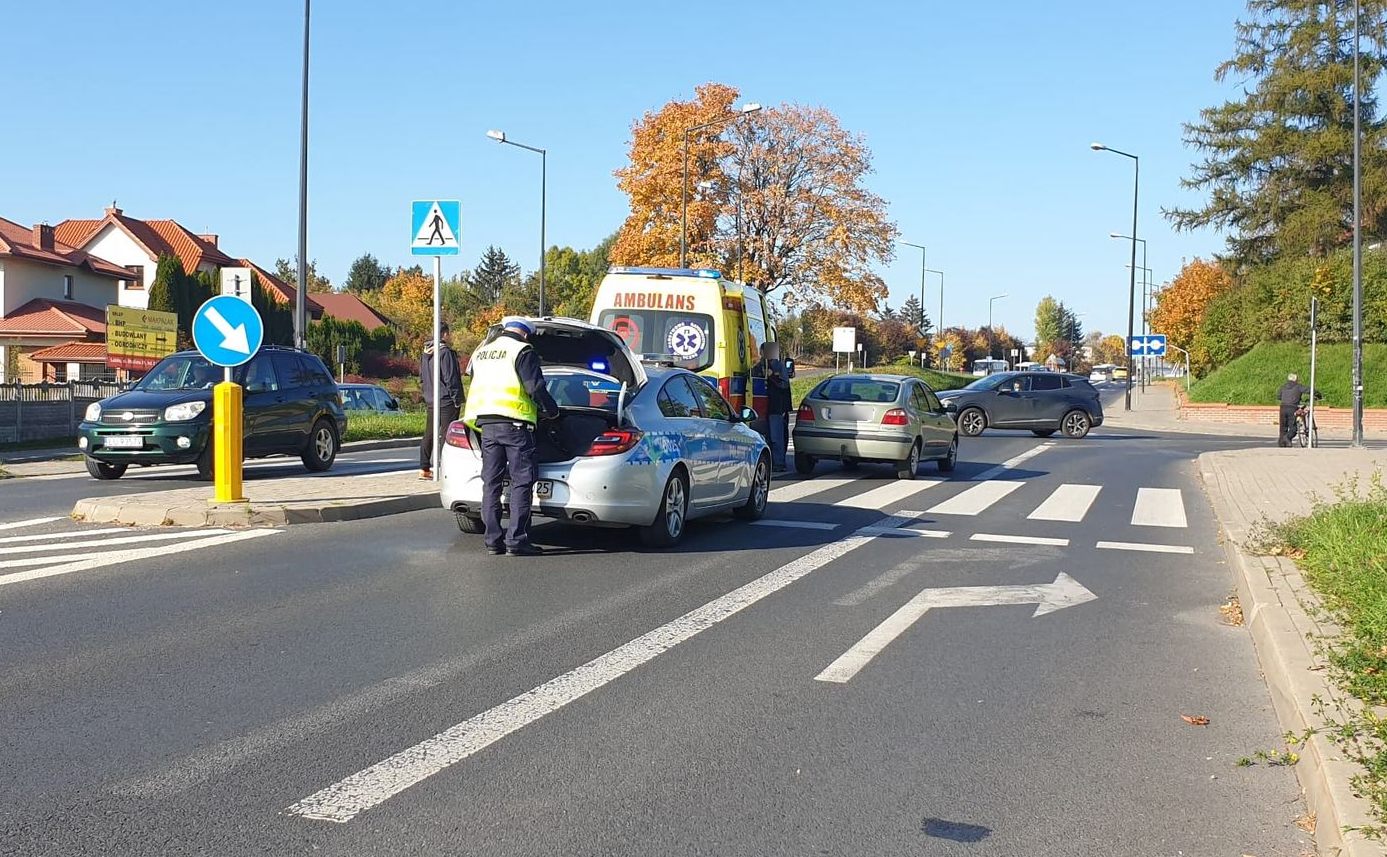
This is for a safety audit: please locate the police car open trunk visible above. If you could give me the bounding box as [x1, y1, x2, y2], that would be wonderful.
[523, 319, 645, 464]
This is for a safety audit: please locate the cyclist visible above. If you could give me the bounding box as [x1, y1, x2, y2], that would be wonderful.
[1276, 373, 1311, 447]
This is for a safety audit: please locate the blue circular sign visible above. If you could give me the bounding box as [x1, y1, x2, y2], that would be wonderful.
[192, 295, 265, 368]
[666, 322, 705, 359]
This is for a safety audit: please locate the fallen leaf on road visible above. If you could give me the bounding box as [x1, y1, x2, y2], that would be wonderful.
[1181, 714, 1211, 726]
[1295, 812, 1316, 833]
[1219, 594, 1245, 626]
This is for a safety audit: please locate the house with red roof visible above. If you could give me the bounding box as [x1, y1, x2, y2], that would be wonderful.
[0, 217, 133, 382]
[312, 292, 392, 332]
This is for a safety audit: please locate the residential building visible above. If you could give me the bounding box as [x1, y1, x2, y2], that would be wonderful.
[312, 292, 391, 331]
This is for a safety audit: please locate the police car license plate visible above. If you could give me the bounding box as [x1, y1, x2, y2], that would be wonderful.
[103, 436, 143, 449]
[534, 480, 554, 500]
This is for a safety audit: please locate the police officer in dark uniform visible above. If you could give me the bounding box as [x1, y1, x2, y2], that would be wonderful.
[463, 318, 559, 556]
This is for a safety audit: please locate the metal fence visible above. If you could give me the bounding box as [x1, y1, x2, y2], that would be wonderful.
[0, 380, 125, 444]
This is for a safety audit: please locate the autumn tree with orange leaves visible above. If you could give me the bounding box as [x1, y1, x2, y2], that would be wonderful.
[1149, 258, 1233, 353]
[612, 83, 898, 312]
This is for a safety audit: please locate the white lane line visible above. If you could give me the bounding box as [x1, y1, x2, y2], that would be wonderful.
[0, 527, 130, 545]
[0, 529, 279, 587]
[0, 516, 64, 531]
[925, 480, 1024, 516]
[1131, 487, 1187, 528]
[856, 525, 951, 539]
[0, 529, 233, 561]
[769, 477, 855, 503]
[1096, 540, 1194, 555]
[834, 479, 941, 510]
[750, 519, 839, 531]
[286, 510, 928, 824]
[1027, 484, 1102, 522]
[836, 559, 918, 606]
[970, 442, 1054, 481]
[970, 533, 1070, 547]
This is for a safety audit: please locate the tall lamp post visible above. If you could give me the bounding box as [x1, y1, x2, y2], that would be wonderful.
[487, 130, 548, 316]
[1092, 142, 1139, 411]
[926, 269, 944, 336]
[1125, 261, 1153, 390]
[901, 240, 927, 329]
[1352, 0, 1365, 446]
[294, 0, 311, 349]
[988, 294, 1008, 361]
[681, 103, 761, 268]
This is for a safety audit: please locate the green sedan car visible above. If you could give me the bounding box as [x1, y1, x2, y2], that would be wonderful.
[791, 374, 959, 479]
[78, 347, 347, 480]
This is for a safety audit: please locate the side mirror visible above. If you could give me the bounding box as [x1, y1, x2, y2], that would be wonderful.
[784, 358, 796, 379]
[738, 407, 758, 423]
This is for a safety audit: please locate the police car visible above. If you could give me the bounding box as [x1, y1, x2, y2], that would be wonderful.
[439, 318, 770, 547]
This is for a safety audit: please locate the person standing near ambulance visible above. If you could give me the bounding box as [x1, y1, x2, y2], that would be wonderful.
[463, 318, 559, 556]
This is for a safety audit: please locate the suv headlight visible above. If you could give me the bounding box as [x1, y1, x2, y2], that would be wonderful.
[163, 401, 207, 421]
[84, 403, 102, 422]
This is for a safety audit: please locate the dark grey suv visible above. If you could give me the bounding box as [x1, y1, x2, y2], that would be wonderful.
[936, 371, 1104, 438]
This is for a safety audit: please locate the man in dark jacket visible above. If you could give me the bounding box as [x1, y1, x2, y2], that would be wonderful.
[1277, 373, 1310, 447]
[761, 342, 792, 471]
[420, 322, 464, 479]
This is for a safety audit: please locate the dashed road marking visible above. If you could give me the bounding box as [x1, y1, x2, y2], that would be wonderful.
[0, 529, 232, 560]
[0, 516, 64, 531]
[925, 480, 1024, 516]
[834, 479, 942, 511]
[1027, 484, 1102, 522]
[1131, 487, 1187, 528]
[769, 477, 856, 503]
[750, 519, 839, 531]
[1096, 540, 1194, 555]
[970, 533, 1070, 547]
[0, 529, 279, 588]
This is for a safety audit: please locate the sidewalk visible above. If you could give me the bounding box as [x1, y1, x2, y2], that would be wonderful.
[1104, 383, 1387, 441]
[72, 469, 439, 527]
[1199, 447, 1387, 856]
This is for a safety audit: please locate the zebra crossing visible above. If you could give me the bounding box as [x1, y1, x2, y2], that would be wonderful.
[763, 473, 1194, 553]
[0, 519, 281, 588]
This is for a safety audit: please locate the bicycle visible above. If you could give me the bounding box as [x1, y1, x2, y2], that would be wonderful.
[1292, 404, 1318, 448]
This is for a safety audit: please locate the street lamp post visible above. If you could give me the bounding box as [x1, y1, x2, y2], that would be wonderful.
[487, 130, 548, 316]
[1124, 259, 1153, 391]
[926, 269, 944, 337]
[901, 240, 926, 332]
[681, 103, 762, 268]
[294, 0, 310, 349]
[1093, 143, 1140, 411]
[1352, 0, 1365, 445]
[988, 294, 1007, 360]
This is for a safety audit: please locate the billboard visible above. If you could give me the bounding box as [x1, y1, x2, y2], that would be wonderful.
[105, 306, 177, 371]
[832, 326, 857, 353]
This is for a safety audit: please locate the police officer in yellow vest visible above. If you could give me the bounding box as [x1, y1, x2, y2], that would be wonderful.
[463, 318, 559, 556]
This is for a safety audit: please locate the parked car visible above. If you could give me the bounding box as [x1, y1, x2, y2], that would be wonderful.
[439, 317, 770, 548]
[77, 347, 347, 480]
[1112, 367, 1129, 381]
[936, 371, 1103, 439]
[339, 383, 404, 415]
[791, 374, 958, 478]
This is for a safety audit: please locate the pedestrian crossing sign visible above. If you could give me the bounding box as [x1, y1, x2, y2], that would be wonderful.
[411, 200, 461, 256]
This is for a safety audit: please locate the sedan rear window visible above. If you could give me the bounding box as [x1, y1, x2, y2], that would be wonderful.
[813, 379, 900, 403]
[546, 371, 622, 411]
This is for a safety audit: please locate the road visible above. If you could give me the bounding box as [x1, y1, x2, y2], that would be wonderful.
[0, 422, 1313, 855]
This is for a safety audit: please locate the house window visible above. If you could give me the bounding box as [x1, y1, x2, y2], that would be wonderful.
[126, 265, 144, 290]
[53, 363, 68, 383]
[63, 275, 74, 300]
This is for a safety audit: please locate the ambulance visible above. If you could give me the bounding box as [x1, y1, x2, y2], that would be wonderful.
[589, 267, 782, 417]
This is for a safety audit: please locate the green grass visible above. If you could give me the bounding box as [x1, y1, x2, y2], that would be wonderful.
[343, 410, 426, 443]
[1189, 341, 1387, 409]
[1269, 479, 1387, 824]
[790, 365, 974, 405]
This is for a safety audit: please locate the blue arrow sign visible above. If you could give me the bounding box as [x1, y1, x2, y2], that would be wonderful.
[411, 200, 461, 256]
[1128, 334, 1168, 357]
[193, 295, 264, 368]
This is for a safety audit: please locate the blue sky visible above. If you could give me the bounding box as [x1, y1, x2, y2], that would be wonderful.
[3, 0, 1246, 341]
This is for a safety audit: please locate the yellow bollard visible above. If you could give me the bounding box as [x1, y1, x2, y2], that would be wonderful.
[212, 379, 245, 504]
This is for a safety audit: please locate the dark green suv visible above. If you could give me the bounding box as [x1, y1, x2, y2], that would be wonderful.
[78, 347, 348, 480]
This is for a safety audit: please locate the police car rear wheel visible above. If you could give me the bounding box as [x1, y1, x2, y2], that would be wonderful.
[641, 472, 688, 548]
[734, 455, 770, 521]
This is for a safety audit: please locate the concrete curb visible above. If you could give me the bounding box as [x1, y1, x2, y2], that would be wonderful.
[73, 491, 439, 528]
[1198, 455, 1381, 856]
[341, 436, 422, 454]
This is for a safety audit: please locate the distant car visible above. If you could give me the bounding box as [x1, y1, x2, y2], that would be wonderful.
[936, 371, 1103, 439]
[439, 317, 770, 548]
[792, 374, 958, 479]
[1113, 367, 1129, 381]
[77, 347, 347, 480]
[1088, 370, 1108, 383]
[339, 383, 404, 414]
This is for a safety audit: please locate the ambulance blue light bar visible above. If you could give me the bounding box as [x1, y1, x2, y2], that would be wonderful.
[608, 266, 722, 279]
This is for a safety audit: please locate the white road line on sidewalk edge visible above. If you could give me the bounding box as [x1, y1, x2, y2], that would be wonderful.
[750, 519, 839, 531]
[0, 529, 279, 587]
[0, 516, 64, 531]
[0, 527, 130, 545]
[285, 510, 929, 824]
[970, 533, 1070, 547]
[0, 529, 234, 560]
[970, 441, 1054, 481]
[1095, 540, 1194, 555]
[1131, 487, 1188, 528]
[1027, 484, 1102, 522]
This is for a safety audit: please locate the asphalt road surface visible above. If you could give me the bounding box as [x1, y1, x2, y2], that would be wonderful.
[0, 421, 1313, 855]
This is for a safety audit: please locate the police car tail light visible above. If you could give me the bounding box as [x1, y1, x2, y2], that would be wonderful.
[796, 404, 815, 422]
[444, 421, 472, 449]
[881, 408, 909, 426]
[584, 428, 643, 456]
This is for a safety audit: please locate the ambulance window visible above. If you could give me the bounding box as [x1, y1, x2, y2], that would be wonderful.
[596, 309, 715, 371]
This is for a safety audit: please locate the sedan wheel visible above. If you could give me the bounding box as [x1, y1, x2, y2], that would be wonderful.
[735, 456, 770, 520]
[301, 419, 338, 472]
[957, 407, 987, 437]
[896, 440, 921, 480]
[640, 472, 688, 547]
[937, 436, 958, 473]
[1061, 410, 1092, 439]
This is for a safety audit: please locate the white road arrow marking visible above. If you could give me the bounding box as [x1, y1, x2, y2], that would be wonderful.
[204, 306, 250, 354]
[815, 572, 1096, 684]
